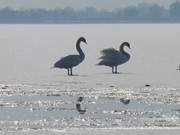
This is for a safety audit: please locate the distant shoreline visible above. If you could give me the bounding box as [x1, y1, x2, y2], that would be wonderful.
[0, 20, 180, 24]
[1, 1, 180, 24]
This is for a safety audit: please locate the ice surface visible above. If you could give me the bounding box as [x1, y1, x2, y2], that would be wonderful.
[0, 24, 180, 131]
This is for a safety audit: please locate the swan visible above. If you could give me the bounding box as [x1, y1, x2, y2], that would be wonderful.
[97, 42, 131, 74]
[54, 37, 87, 75]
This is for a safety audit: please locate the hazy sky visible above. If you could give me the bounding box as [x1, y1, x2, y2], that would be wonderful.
[0, 0, 178, 9]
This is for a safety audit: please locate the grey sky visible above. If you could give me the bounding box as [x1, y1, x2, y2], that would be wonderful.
[0, 0, 178, 9]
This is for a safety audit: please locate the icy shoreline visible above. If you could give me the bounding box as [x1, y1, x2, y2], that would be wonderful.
[0, 83, 180, 131]
[1, 128, 180, 135]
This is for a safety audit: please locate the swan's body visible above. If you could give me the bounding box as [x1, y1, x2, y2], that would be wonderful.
[54, 37, 87, 75]
[97, 42, 131, 74]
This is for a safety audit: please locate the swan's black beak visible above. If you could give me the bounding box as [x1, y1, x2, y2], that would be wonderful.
[84, 40, 87, 44]
[127, 43, 130, 49]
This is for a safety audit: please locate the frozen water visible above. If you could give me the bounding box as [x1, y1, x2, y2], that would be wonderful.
[0, 24, 180, 131]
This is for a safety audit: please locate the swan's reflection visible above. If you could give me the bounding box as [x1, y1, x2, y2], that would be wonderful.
[76, 96, 86, 114]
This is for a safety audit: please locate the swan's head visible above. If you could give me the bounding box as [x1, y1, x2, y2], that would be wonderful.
[120, 42, 130, 50]
[123, 42, 130, 49]
[79, 37, 87, 44]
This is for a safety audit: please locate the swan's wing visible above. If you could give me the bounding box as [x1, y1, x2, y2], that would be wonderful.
[101, 48, 119, 55]
[100, 48, 119, 59]
[116, 52, 130, 65]
[54, 55, 81, 68]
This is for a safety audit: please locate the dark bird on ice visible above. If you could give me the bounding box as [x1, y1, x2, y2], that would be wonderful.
[176, 64, 180, 71]
[54, 37, 87, 76]
[97, 42, 131, 74]
[120, 98, 130, 105]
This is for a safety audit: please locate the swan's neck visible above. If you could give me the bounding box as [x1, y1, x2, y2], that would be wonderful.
[120, 44, 129, 56]
[76, 40, 85, 59]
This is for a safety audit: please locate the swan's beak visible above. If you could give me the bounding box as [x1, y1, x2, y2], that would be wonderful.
[127, 44, 131, 49]
[84, 41, 87, 44]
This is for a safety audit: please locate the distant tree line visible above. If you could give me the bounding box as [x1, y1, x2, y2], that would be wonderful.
[0, 1, 180, 23]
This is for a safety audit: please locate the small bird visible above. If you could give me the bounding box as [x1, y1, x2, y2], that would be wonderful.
[145, 84, 151, 87]
[176, 64, 180, 71]
[120, 98, 130, 105]
[53, 37, 87, 75]
[97, 42, 131, 74]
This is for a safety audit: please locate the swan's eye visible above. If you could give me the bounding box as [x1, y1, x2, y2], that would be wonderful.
[84, 40, 87, 44]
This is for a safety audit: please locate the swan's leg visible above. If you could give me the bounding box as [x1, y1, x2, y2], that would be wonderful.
[115, 66, 118, 74]
[112, 66, 114, 74]
[70, 68, 73, 76]
[67, 69, 70, 75]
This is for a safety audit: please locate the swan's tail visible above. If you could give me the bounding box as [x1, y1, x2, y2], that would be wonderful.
[96, 61, 105, 66]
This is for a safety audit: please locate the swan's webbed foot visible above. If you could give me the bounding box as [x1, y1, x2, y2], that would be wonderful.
[111, 66, 119, 74]
[114, 71, 120, 74]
